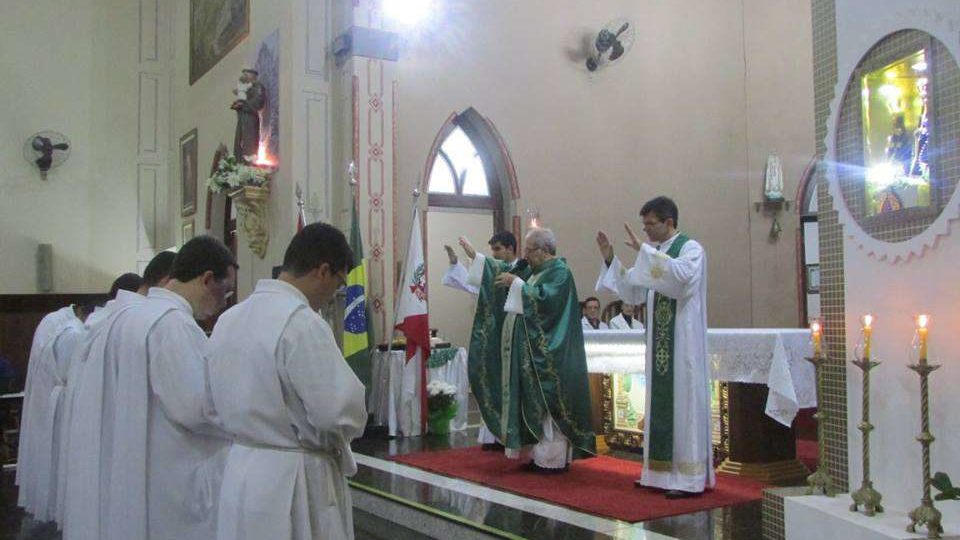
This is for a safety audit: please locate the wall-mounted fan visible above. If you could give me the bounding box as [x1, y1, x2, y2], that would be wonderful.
[23, 131, 71, 180]
[586, 19, 635, 72]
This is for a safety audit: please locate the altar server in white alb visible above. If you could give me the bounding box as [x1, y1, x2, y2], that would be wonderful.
[17, 302, 90, 522]
[78, 236, 235, 540]
[209, 222, 367, 540]
[596, 196, 714, 498]
[59, 252, 175, 535]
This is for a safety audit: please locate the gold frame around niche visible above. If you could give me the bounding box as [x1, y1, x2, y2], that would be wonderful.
[601, 374, 728, 461]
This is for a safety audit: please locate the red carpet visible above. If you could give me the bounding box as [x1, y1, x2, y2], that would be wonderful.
[392, 446, 765, 523]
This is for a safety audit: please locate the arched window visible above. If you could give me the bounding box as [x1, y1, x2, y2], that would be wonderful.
[428, 126, 490, 198]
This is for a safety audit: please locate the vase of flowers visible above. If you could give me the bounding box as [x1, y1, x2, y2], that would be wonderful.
[206, 155, 274, 258]
[206, 155, 273, 194]
[426, 380, 458, 436]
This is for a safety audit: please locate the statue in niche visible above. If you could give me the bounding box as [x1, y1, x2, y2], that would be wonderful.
[231, 68, 265, 163]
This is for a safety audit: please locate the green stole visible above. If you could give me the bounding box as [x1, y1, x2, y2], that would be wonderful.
[648, 233, 690, 471]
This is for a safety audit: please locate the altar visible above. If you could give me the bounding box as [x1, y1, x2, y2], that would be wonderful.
[584, 328, 815, 483]
[368, 346, 469, 437]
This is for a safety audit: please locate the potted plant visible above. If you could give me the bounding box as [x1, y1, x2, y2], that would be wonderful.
[426, 380, 458, 436]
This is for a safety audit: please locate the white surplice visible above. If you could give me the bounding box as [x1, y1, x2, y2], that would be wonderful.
[599, 234, 715, 493]
[58, 290, 144, 530]
[609, 313, 644, 331]
[209, 280, 367, 540]
[17, 307, 83, 522]
[69, 288, 228, 540]
[581, 316, 609, 330]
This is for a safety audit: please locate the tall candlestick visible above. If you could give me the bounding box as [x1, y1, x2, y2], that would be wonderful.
[851, 313, 882, 516]
[907, 313, 942, 538]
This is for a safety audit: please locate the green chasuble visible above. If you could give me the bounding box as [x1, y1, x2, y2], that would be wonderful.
[468, 256, 596, 458]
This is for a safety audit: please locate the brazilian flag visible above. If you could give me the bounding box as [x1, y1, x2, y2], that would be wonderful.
[344, 203, 373, 402]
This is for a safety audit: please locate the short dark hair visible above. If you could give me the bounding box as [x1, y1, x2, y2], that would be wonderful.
[640, 196, 679, 227]
[582, 296, 601, 308]
[108, 273, 143, 299]
[169, 236, 238, 282]
[282, 222, 354, 278]
[142, 251, 177, 288]
[488, 231, 517, 252]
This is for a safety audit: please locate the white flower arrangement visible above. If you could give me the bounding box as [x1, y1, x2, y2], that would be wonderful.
[206, 155, 273, 194]
[426, 380, 457, 414]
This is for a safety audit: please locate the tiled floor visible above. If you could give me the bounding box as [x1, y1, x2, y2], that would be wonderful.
[1, 428, 765, 540]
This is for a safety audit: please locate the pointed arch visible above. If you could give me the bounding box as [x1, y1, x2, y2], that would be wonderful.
[420, 108, 521, 237]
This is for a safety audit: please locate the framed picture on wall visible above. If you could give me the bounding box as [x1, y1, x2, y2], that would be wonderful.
[182, 219, 195, 244]
[180, 129, 198, 217]
[190, 0, 250, 84]
[806, 264, 821, 294]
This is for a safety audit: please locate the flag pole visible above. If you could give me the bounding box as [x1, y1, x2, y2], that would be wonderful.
[390, 187, 426, 435]
[388, 187, 422, 345]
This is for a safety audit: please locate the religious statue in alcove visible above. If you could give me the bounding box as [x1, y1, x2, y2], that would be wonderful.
[231, 68, 265, 163]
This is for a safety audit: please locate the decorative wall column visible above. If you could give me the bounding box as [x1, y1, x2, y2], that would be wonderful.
[335, 0, 400, 344]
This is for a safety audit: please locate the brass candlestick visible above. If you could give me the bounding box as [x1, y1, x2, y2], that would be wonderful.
[805, 351, 836, 496]
[849, 353, 883, 515]
[906, 359, 943, 538]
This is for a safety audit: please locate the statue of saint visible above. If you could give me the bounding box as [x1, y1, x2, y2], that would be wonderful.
[231, 69, 265, 163]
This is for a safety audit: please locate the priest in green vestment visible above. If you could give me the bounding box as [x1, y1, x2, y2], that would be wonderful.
[459, 227, 595, 472]
[596, 196, 714, 498]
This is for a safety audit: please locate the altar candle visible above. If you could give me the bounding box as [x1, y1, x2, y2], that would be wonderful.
[916, 314, 929, 363]
[810, 319, 822, 357]
[862, 314, 874, 359]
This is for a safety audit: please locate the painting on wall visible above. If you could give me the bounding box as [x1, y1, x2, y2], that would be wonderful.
[180, 129, 198, 217]
[182, 219, 195, 244]
[190, 0, 250, 85]
[252, 29, 280, 163]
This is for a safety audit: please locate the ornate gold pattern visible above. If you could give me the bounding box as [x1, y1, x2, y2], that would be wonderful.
[229, 185, 270, 259]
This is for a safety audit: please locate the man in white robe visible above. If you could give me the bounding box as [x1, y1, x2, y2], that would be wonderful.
[16, 303, 88, 522]
[609, 303, 644, 331]
[58, 254, 174, 531]
[66, 238, 235, 540]
[209, 223, 367, 540]
[580, 296, 608, 330]
[597, 196, 714, 498]
[441, 232, 519, 450]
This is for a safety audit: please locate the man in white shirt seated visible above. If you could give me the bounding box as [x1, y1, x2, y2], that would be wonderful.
[580, 296, 608, 330]
[609, 301, 644, 331]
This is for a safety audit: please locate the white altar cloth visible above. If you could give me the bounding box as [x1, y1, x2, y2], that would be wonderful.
[368, 347, 469, 437]
[785, 493, 960, 540]
[583, 328, 815, 426]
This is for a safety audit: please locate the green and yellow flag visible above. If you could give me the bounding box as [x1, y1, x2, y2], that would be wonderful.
[344, 203, 374, 398]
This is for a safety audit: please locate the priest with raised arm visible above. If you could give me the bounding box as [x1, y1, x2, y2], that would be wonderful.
[597, 196, 714, 498]
[461, 227, 595, 473]
[208, 223, 367, 540]
[441, 231, 518, 450]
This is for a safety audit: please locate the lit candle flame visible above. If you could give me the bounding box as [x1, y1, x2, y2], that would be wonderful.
[530, 218, 540, 228]
[861, 314, 873, 329]
[916, 314, 930, 363]
[861, 314, 873, 359]
[916, 313, 929, 329]
[254, 139, 275, 167]
[810, 319, 822, 357]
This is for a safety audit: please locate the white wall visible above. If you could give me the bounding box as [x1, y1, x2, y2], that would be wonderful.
[392, 0, 815, 329]
[0, 0, 143, 293]
[426, 209, 493, 348]
[830, 0, 960, 519]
